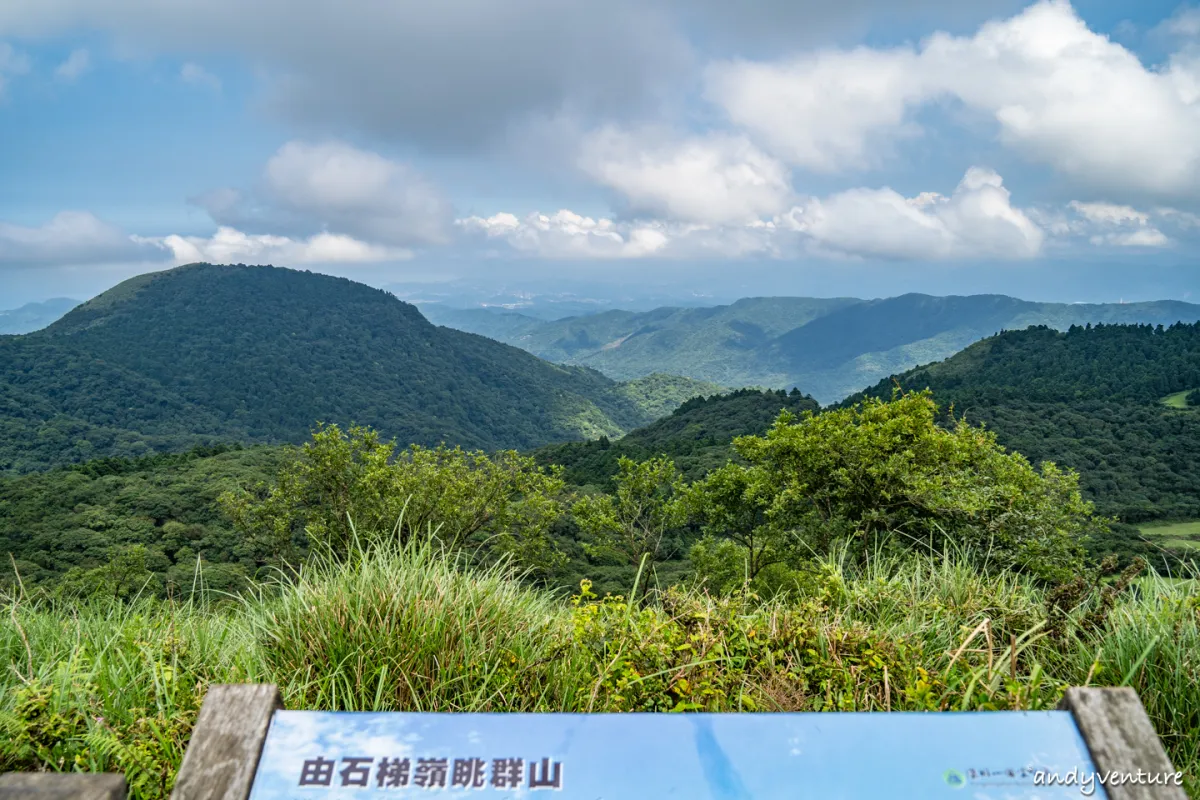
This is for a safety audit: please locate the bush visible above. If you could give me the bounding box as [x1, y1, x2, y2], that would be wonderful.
[729, 392, 1098, 581]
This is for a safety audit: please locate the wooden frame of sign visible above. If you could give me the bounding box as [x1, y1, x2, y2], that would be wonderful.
[0, 773, 127, 800]
[168, 684, 282, 800]
[1058, 687, 1187, 800]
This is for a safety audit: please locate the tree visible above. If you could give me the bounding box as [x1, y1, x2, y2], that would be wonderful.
[733, 392, 1096, 581]
[221, 424, 567, 577]
[572, 456, 688, 591]
[55, 544, 165, 601]
[684, 462, 794, 588]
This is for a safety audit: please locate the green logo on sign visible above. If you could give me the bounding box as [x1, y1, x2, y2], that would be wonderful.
[943, 769, 967, 788]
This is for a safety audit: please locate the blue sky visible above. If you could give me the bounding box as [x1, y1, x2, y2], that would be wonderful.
[1, 0, 1199, 306]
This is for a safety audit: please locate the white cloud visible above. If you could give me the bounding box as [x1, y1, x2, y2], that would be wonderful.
[139, 226, 412, 265]
[1053, 199, 1174, 247]
[1089, 228, 1170, 247]
[704, 1, 1200, 200]
[0, 211, 160, 266]
[578, 128, 793, 224]
[778, 167, 1043, 260]
[705, 47, 924, 172]
[1154, 206, 1200, 228]
[458, 169, 1045, 261]
[457, 210, 672, 258]
[0, 41, 30, 95]
[180, 61, 220, 92]
[195, 140, 453, 246]
[1067, 201, 1149, 226]
[1162, 7, 1200, 38]
[55, 47, 90, 80]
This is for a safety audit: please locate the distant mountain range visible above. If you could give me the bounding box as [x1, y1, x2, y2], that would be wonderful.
[421, 294, 1200, 404]
[0, 298, 80, 335]
[0, 264, 719, 473]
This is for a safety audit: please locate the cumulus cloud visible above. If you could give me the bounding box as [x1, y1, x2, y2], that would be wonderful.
[180, 61, 220, 92]
[1067, 202, 1149, 226]
[705, 48, 924, 172]
[578, 128, 793, 224]
[1089, 228, 1170, 248]
[1049, 200, 1172, 247]
[778, 167, 1043, 260]
[54, 47, 90, 80]
[457, 208, 794, 259]
[137, 226, 412, 265]
[705, 1, 1200, 200]
[0, 211, 161, 266]
[194, 140, 453, 246]
[458, 168, 1044, 261]
[458, 211, 672, 259]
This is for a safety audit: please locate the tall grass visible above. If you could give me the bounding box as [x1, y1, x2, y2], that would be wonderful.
[243, 541, 593, 712]
[2, 542, 1197, 799]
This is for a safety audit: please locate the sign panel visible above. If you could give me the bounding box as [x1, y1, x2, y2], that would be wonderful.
[247, 710, 1106, 799]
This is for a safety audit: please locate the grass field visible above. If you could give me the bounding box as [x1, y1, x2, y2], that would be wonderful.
[1160, 389, 1196, 409]
[3, 541, 1199, 799]
[1139, 519, 1200, 551]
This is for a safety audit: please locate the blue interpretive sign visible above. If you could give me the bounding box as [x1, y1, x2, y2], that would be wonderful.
[246, 710, 1106, 799]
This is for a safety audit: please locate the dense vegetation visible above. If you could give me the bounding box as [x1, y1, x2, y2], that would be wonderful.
[426, 293, 1200, 403]
[4, 505, 1197, 797]
[2, 285, 1198, 798]
[4, 392, 1114, 596]
[534, 388, 819, 487]
[0, 264, 715, 474]
[855, 324, 1200, 526]
[0, 445, 288, 595]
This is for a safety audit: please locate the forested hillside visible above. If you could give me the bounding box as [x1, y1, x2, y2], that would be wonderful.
[855, 323, 1200, 525]
[534, 388, 818, 487]
[426, 294, 1200, 403]
[0, 264, 713, 473]
[0, 444, 287, 591]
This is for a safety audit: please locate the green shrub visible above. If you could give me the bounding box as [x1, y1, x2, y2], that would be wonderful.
[3, 544, 1196, 800]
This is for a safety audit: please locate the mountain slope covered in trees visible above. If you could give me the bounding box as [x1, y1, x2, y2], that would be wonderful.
[853, 323, 1200, 525]
[424, 294, 1200, 403]
[0, 264, 714, 473]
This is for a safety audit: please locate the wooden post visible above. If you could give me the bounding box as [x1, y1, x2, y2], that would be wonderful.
[169, 684, 282, 800]
[0, 773, 127, 800]
[1060, 687, 1187, 799]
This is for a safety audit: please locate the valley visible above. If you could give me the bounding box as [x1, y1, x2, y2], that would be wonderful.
[2, 264, 1198, 796]
[421, 294, 1200, 404]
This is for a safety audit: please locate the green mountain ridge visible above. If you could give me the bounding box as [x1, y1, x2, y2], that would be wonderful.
[850, 322, 1200, 523]
[423, 294, 1200, 403]
[0, 264, 715, 473]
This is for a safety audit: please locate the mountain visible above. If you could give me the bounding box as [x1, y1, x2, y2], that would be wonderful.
[427, 294, 1200, 403]
[534, 388, 820, 487]
[852, 322, 1200, 526]
[0, 298, 80, 335]
[0, 264, 716, 474]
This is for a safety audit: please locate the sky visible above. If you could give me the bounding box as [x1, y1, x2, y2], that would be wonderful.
[2, 0, 1200, 307]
